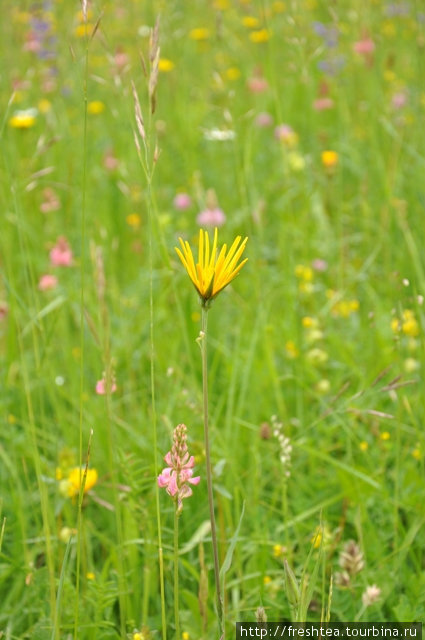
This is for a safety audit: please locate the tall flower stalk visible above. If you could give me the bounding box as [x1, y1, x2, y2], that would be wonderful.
[175, 228, 248, 636]
[158, 424, 200, 638]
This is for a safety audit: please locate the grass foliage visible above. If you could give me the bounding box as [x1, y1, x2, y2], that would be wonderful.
[0, 0, 424, 638]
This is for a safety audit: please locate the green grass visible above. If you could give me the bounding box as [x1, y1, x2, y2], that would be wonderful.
[0, 0, 424, 638]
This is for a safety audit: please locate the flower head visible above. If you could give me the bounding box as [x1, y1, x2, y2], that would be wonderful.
[158, 424, 200, 515]
[175, 228, 248, 306]
[50, 236, 73, 267]
[66, 467, 98, 498]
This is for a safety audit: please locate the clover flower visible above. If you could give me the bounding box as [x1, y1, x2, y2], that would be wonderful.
[175, 228, 248, 307]
[158, 424, 200, 515]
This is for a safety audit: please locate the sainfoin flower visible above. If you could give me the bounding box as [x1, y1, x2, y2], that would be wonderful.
[49, 236, 73, 267]
[158, 423, 200, 514]
[175, 228, 248, 306]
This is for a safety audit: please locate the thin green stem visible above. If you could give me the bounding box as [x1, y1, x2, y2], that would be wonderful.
[201, 308, 223, 635]
[174, 508, 180, 640]
[74, 26, 89, 640]
[144, 121, 167, 640]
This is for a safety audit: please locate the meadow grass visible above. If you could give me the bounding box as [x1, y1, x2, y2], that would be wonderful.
[0, 0, 424, 638]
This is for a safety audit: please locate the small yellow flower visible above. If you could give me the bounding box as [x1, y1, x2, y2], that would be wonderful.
[273, 544, 286, 558]
[86, 572, 95, 580]
[9, 110, 37, 129]
[158, 58, 175, 72]
[285, 340, 299, 359]
[59, 527, 76, 543]
[126, 213, 141, 228]
[404, 358, 419, 373]
[263, 575, 272, 585]
[225, 67, 241, 81]
[249, 28, 271, 43]
[391, 317, 400, 333]
[288, 152, 306, 171]
[381, 21, 396, 38]
[87, 100, 105, 115]
[402, 316, 419, 337]
[380, 431, 390, 441]
[67, 467, 98, 497]
[315, 379, 330, 394]
[8, 414, 17, 424]
[321, 150, 339, 169]
[182, 633, 190, 640]
[213, 0, 229, 8]
[412, 447, 421, 460]
[38, 99, 52, 114]
[175, 228, 248, 306]
[189, 28, 210, 41]
[295, 264, 313, 281]
[359, 441, 369, 451]
[75, 23, 94, 38]
[242, 16, 260, 28]
[302, 316, 318, 328]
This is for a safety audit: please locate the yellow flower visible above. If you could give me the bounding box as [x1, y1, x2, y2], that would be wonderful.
[285, 340, 299, 359]
[9, 110, 37, 129]
[273, 544, 286, 558]
[67, 467, 98, 497]
[295, 264, 313, 282]
[380, 431, 390, 441]
[359, 441, 369, 451]
[75, 23, 94, 37]
[87, 100, 105, 115]
[402, 315, 419, 337]
[249, 28, 271, 43]
[175, 228, 248, 306]
[321, 150, 339, 169]
[263, 575, 272, 585]
[126, 213, 141, 228]
[86, 572, 95, 580]
[189, 28, 210, 41]
[182, 633, 190, 640]
[38, 99, 52, 114]
[158, 58, 175, 72]
[302, 316, 318, 328]
[242, 16, 260, 28]
[225, 67, 241, 80]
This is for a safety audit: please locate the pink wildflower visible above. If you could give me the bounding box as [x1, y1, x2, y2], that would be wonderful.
[38, 274, 58, 291]
[392, 92, 407, 110]
[173, 193, 192, 210]
[158, 423, 200, 515]
[197, 207, 226, 227]
[313, 97, 334, 111]
[353, 38, 375, 56]
[49, 236, 73, 267]
[40, 188, 61, 213]
[246, 76, 268, 93]
[96, 375, 117, 395]
[255, 112, 273, 128]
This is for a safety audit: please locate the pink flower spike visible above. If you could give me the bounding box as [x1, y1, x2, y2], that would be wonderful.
[38, 274, 58, 291]
[49, 236, 73, 267]
[173, 193, 192, 210]
[96, 375, 117, 395]
[197, 207, 226, 227]
[157, 423, 200, 515]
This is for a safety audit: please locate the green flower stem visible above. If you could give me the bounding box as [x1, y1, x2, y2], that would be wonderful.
[201, 307, 224, 635]
[174, 508, 180, 640]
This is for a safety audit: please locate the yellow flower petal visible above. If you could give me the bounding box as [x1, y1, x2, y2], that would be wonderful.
[175, 228, 248, 305]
